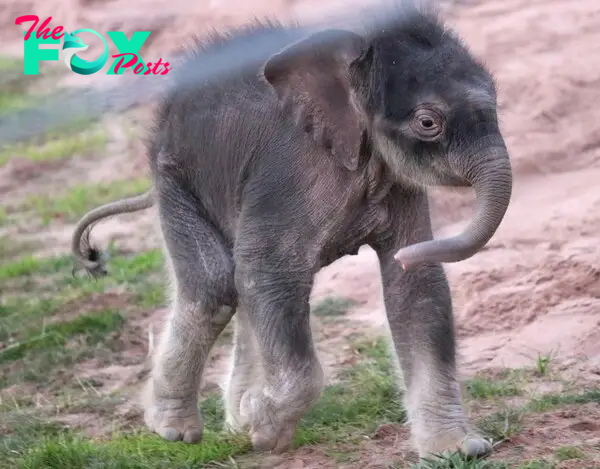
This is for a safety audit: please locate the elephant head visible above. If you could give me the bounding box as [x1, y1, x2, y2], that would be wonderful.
[261, 3, 512, 270]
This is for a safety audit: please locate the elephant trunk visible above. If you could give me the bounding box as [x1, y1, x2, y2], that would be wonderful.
[394, 145, 512, 270]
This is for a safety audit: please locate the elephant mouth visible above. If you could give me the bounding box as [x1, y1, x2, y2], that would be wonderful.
[438, 169, 471, 187]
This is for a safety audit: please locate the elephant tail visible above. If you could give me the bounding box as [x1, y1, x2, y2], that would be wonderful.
[71, 187, 156, 277]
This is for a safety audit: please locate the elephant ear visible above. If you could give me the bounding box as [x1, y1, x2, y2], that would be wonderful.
[262, 29, 372, 171]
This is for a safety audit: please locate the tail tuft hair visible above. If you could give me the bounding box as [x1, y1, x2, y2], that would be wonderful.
[70, 188, 155, 281]
[72, 225, 108, 279]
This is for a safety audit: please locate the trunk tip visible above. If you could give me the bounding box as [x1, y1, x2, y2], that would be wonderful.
[393, 250, 415, 271]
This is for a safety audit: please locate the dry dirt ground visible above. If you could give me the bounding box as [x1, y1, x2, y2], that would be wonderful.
[1, 0, 600, 468]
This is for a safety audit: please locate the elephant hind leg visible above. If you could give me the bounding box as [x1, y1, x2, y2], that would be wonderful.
[143, 180, 236, 444]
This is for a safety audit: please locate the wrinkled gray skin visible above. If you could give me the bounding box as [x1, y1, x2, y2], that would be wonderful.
[72, 4, 512, 459]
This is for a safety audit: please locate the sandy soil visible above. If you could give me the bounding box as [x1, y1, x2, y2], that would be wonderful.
[2, 0, 600, 467]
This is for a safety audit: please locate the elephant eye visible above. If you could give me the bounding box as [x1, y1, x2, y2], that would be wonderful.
[411, 108, 444, 141]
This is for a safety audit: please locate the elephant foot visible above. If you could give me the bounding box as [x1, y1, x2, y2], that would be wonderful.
[143, 382, 203, 444]
[417, 427, 492, 460]
[240, 386, 300, 453]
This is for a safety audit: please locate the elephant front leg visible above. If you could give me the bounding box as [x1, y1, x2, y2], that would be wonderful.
[378, 257, 491, 458]
[372, 193, 491, 459]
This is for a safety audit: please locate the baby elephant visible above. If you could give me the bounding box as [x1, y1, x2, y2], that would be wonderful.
[72, 2, 512, 460]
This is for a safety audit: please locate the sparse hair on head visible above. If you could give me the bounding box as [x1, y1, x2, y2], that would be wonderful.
[359, 0, 444, 32]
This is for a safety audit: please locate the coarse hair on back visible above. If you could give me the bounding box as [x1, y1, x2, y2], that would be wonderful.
[167, 19, 306, 91]
[143, 19, 301, 155]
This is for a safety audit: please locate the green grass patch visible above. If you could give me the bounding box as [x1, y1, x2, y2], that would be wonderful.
[514, 461, 556, 469]
[0, 206, 7, 226]
[0, 55, 23, 72]
[0, 414, 67, 468]
[0, 253, 73, 280]
[1, 246, 165, 304]
[107, 248, 164, 281]
[0, 247, 166, 387]
[1, 244, 162, 283]
[137, 282, 166, 308]
[527, 388, 600, 412]
[352, 336, 391, 360]
[312, 296, 358, 317]
[0, 248, 165, 329]
[475, 387, 600, 443]
[477, 404, 525, 442]
[0, 126, 108, 167]
[0, 309, 124, 364]
[0, 412, 251, 469]
[20, 432, 251, 469]
[0, 55, 42, 116]
[408, 452, 507, 468]
[534, 351, 555, 377]
[294, 336, 404, 446]
[19, 432, 251, 469]
[0, 309, 125, 387]
[0, 90, 36, 116]
[0, 337, 404, 468]
[0, 236, 39, 262]
[2, 323, 599, 469]
[22, 177, 151, 225]
[0, 296, 62, 341]
[466, 374, 523, 399]
[554, 445, 586, 461]
[408, 454, 558, 469]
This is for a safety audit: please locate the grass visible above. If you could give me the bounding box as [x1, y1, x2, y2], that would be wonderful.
[0, 303, 124, 387]
[2, 238, 600, 468]
[409, 452, 507, 469]
[512, 462, 555, 469]
[0, 206, 7, 226]
[21, 177, 151, 225]
[0, 56, 37, 115]
[466, 374, 523, 399]
[312, 296, 358, 317]
[0, 309, 124, 364]
[0, 246, 164, 298]
[1, 309, 600, 468]
[0, 237, 38, 262]
[554, 445, 586, 461]
[0, 53, 105, 167]
[399, 455, 561, 469]
[0, 247, 166, 387]
[527, 388, 600, 412]
[294, 337, 404, 446]
[0, 90, 36, 116]
[0, 126, 108, 167]
[534, 352, 554, 377]
[1, 421, 252, 469]
[0, 54, 65, 119]
[0, 252, 73, 280]
[0, 336, 404, 469]
[477, 404, 526, 442]
[476, 387, 600, 444]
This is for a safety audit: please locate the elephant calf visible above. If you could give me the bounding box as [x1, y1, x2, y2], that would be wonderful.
[72, 2, 512, 460]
